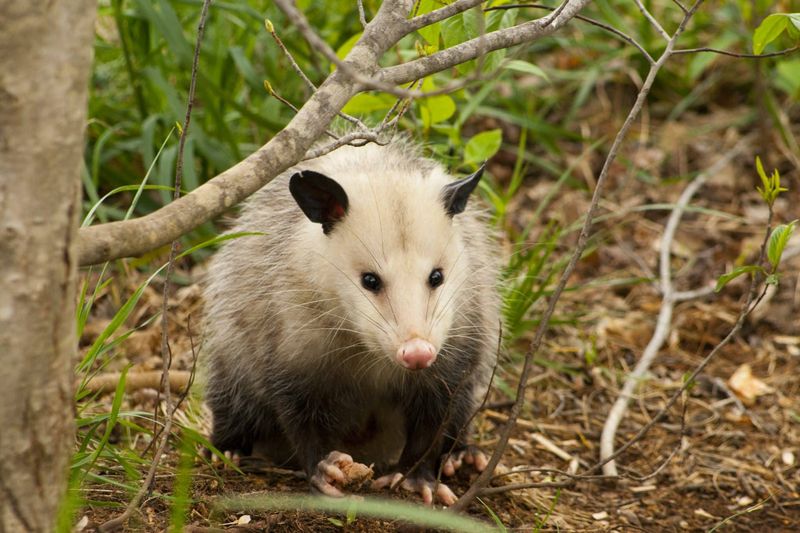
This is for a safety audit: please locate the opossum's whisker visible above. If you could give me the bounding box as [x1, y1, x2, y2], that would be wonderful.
[429, 253, 477, 335]
[312, 251, 397, 336]
[366, 175, 388, 264]
[272, 304, 357, 353]
[426, 245, 468, 329]
[425, 230, 460, 322]
[320, 309, 350, 348]
[347, 307, 391, 337]
[429, 261, 496, 328]
[341, 224, 384, 271]
[384, 289, 399, 325]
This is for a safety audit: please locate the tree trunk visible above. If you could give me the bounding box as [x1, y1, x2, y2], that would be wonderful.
[0, 1, 96, 531]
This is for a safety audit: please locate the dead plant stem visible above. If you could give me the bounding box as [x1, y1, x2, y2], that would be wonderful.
[98, 1, 212, 530]
[452, 0, 705, 512]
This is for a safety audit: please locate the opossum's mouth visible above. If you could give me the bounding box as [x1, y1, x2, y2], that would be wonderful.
[396, 338, 436, 370]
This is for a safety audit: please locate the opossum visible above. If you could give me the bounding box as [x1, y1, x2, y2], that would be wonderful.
[202, 140, 500, 505]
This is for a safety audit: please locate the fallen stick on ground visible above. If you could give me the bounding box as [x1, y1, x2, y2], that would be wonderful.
[599, 136, 751, 476]
[81, 370, 192, 395]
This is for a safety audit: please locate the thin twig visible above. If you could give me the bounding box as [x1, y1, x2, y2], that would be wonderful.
[600, 135, 751, 476]
[542, 0, 570, 27]
[357, 0, 367, 28]
[263, 81, 343, 141]
[278, 0, 534, 99]
[672, 45, 800, 58]
[264, 19, 367, 129]
[632, 0, 670, 41]
[303, 131, 385, 160]
[97, 1, 212, 530]
[451, 0, 706, 513]
[403, 0, 485, 32]
[485, 4, 655, 64]
[673, 285, 715, 301]
[671, 0, 689, 14]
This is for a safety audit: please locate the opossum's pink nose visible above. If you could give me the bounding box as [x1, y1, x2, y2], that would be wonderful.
[397, 338, 436, 370]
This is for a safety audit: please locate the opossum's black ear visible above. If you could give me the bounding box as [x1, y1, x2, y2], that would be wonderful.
[289, 170, 349, 234]
[441, 163, 485, 217]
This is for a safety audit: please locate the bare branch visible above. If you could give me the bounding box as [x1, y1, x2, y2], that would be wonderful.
[671, 0, 689, 14]
[303, 131, 385, 160]
[486, 4, 655, 65]
[672, 45, 800, 58]
[599, 136, 750, 476]
[633, 0, 670, 41]
[277, 0, 485, 99]
[403, 0, 485, 32]
[357, 0, 367, 28]
[381, 0, 592, 86]
[264, 19, 369, 130]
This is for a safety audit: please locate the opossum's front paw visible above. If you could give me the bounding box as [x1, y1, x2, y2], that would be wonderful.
[372, 472, 457, 506]
[441, 446, 488, 477]
[310, 451, 372, 497]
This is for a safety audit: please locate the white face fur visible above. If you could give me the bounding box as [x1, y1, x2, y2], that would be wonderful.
[291, 150, 481, 372]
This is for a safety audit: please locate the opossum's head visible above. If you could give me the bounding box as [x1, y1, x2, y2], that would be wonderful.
[289, 162, 484, 371]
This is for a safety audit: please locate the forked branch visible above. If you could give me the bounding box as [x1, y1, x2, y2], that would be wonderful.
[77, 0, 591, 266]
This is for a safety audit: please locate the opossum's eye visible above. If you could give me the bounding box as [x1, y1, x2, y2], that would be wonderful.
[361, 272, 382, 293]
[428, 268, 444, 289]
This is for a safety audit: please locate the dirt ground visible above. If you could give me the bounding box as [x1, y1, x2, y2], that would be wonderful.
[76, 105, 800, 532]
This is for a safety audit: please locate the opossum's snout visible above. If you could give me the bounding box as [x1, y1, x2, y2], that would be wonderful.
[396, 338, 436, 370]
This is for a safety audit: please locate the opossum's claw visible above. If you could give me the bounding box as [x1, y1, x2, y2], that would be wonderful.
[465, 448, 489, 472]
[441, 446, 488, 476]
[372, 473, 457, 506]
[202, 447, 241, 468]
[311, 450, 365, 498]
[371, 472, 404, 490]
[223, 450, 242, 466]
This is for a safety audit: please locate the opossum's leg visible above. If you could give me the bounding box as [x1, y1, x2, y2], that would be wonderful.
[207, 401, 254, 458]
[207, 388, 286, 465]
[275, 392, 370, 497]
[372, 393, 460, 505]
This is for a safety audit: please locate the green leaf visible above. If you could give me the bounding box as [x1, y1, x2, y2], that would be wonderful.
[714, 265, 764, 292]
[503, 59, 550, 81]
[775, 58, 800, 98]
[767, 220, 797, 268]
[419, 94, 456, 128]
[418, 77, 455, 129]
[753, 14, 789, 54]
[464, 129, 503, 165]
[342, 93, 395, 115]
[416, 0, 441, 48]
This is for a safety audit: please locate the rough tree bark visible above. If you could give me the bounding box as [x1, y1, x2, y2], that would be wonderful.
[0, 1, 96, 531]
